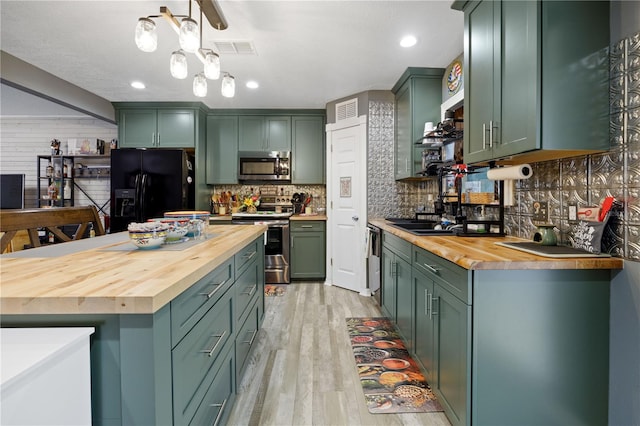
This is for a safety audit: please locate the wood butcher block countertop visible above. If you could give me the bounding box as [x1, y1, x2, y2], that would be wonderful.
[369, 219, 623, 271]
[0, 224, 267, 315]
[290, 214, 327, 221]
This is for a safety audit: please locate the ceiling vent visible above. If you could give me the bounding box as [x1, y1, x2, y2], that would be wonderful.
[213, 41, 257, 55]
[336, 98, 358, 121]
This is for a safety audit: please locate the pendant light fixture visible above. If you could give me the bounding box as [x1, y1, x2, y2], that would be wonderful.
[135, 0, 234, 98]
[193, 73, 208, 97]
[134, 18, 157, 52]
[170, 50, 188, 79]
[221, 73, 235, 98]
[179, 17, 200, 53]
[202, 50, 220, 80]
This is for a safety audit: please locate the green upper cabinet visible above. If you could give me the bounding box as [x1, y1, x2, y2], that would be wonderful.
[116, 107, 196, 148]
[206, 116, 238, 184]
[238, 116, 291, 152]
[461, 0, 610, 164]
[292, 116, 325, 184]
[391, 68, 444, 180]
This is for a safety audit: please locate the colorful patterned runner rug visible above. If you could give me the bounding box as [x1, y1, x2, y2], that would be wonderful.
[346, 317, 443, 414]
[265, 284, 286, 296]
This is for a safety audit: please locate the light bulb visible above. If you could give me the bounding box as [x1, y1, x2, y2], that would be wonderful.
[221, 74, 235, 98]
[170, 50, 188, 79]
[203, 51, 220, 80]
[179, 18, 200, 53]
[193, 73, 207, 97]
[135, 18, 157, 52]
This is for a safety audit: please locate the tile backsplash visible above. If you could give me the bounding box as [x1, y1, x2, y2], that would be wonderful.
[367, 31, 640, 261]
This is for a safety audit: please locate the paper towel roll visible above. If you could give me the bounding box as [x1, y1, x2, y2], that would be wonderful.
[487, 164, 532, 181]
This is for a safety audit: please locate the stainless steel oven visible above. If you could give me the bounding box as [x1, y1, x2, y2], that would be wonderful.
[232, 212, 291, 284]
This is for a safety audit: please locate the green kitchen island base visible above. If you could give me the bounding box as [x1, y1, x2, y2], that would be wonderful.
[1, 226, 266, 426]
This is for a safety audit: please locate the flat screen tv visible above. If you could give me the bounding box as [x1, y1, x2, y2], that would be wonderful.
[0, 174, 25, 209]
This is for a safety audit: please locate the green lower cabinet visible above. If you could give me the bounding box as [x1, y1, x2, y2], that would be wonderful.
[290, 221, 326, 280]
[395, 257, 412, 350]
[405, 236, 612, 426]
[381, 246, 397, 320]
[432, 283, 470, 426]
[412, 265, 469, 426]
[472, 269, 610, 426]
[189, 344, 235, 426]
[413, 269, 435, 383]
[172, 290, 234, 425]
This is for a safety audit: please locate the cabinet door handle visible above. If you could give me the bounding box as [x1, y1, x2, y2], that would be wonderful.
[157, 133, 160, 147]
[429, 296, 439, 320]
[200, 279, 227, 299]
[242, 284, 257, 297]
[422, 263, 440, 274]
[210, 398, 228, 426]
[151, 132, 156, 147]
[482, 123, 487, 150]
[391, 261, 397, 277]
[200, 331, 227, 357]
[424, 289, 430, 316]
[489, 120, 494, 148]
[243, 329, 258, 346]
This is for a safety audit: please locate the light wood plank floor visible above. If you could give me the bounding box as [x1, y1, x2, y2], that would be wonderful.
[227, 282, 452, 426]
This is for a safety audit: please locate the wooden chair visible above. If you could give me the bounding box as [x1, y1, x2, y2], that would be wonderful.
[0, 206, 105, 253]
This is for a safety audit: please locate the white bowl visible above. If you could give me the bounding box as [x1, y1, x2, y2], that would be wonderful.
[148, 218, 189, 242]
[128, 222, 169, 249]
[164, 211, 210, 237]
[129, 230, 167, 249]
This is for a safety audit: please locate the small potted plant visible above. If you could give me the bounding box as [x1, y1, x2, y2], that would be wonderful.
[243, 193, 260, 213]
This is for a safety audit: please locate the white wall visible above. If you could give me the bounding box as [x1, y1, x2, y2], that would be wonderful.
[0, 116, 116, 212]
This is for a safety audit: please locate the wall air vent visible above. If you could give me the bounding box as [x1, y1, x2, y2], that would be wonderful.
[213, 41, 257, 55]
[336, 98, 358, 121]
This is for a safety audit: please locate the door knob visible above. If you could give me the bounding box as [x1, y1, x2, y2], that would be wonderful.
[352, 216, 359, 221]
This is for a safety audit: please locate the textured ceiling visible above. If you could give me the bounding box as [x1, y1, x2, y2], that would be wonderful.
[0, 1, 463, 110]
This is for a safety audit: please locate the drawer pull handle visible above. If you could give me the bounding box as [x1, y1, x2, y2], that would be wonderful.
[242, 284, 257, 297]
[242, 250, 257, 261]
[243, 329, 258, 346]
[301, 225, 313, 228]
[423, 263, 440, 274]
[200, 279, 227, 299]
[200, 331, 227, 357]
[210, 398, 228, 426]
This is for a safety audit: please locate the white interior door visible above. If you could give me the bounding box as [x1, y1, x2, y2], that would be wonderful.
[325, 116, 368, 294]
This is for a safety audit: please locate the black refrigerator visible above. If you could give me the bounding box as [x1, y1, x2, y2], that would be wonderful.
[110, 149, 195, 233]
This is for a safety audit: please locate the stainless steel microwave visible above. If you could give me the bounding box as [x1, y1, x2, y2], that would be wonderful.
[238, 151, 290, 181]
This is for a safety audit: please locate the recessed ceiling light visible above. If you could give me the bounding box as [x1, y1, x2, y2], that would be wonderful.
[131, 81, 146, 89]
[246, 81, 259, 89]
[400, 35, 417, 48]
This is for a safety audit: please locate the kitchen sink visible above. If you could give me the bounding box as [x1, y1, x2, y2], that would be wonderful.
[385, 218, 454, 236]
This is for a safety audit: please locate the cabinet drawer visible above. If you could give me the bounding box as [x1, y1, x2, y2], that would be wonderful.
[235, 261, 260, 326]
[236, 303, 260, 378]
[235, 237, 261, 277]
[382, 232, 412, 263]
[171, 258, 233, 347]
[412, 246, 471, 304]
[290, 220, 325, 232]
[189, 345, 235, 426]
[172, 291, 233, 425]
